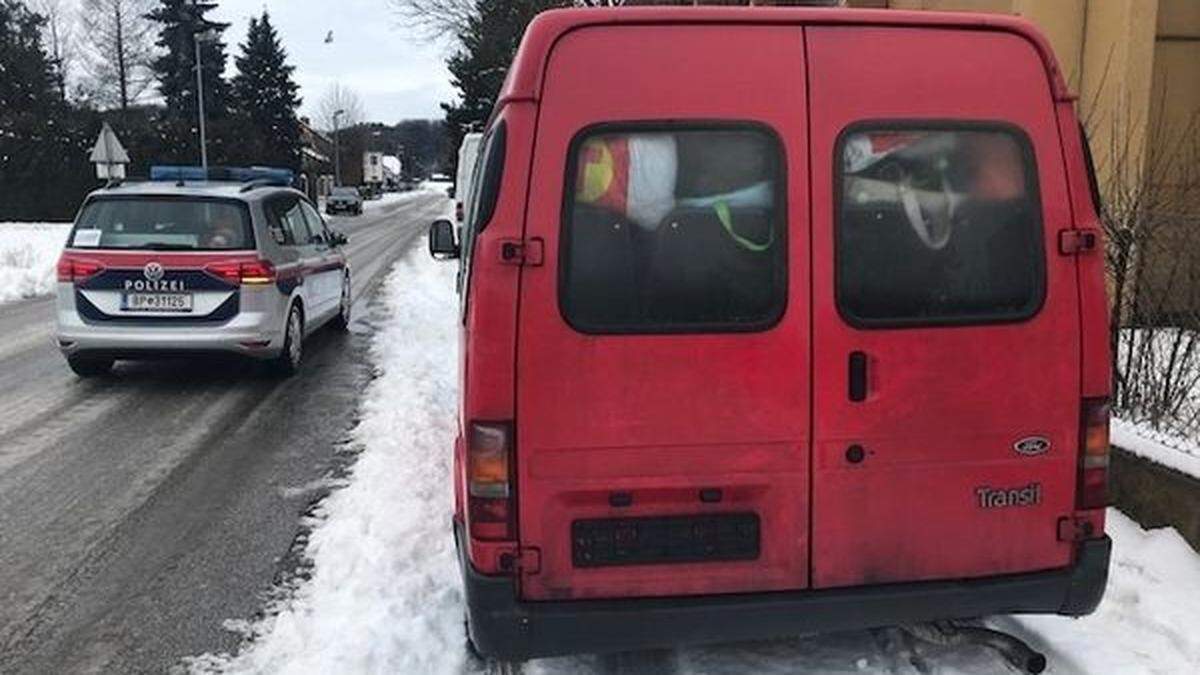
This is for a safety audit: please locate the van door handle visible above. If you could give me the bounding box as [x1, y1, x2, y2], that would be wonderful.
[848, 351, 868, 402]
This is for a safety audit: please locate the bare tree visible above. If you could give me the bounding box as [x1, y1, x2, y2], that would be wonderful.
[316, 84, 366, 132]
[78, 0, 156, 110]
[387, 0, 624, 41]
[33, 0, 77, 101]
[1099, 92, 1200, 439]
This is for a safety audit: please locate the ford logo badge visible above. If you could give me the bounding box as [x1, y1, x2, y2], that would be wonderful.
[1014, 436, 1051, 456]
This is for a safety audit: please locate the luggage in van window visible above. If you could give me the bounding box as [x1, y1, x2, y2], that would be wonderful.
[839, 197, 1039, 320]
[562, 203, 641, 326]
[575, 133, 677, 231]
[675, 130, 776, 197]
[649, 205, 780, 325]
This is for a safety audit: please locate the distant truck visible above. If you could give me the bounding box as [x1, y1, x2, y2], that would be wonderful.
[362, 152, 385, 200]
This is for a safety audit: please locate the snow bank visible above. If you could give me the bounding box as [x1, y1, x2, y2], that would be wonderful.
[362, 190, 434, 214]
[1011, 509, 1200, 674]
[1112, 417, 1200, 479]
[188, 249, 1200, 675]
[187, 253, 468, 675]
[421, 180, 453, 198]
[0, 222, 71, 305]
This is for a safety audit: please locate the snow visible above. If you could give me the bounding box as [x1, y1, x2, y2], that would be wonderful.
[362, 189, 434, 213]
[1112, 417, 1200, 480]
[1010, 510, 1200, 674]
[421, 179, 453, 197]
[186, 252, 468, 675]
[0, 222, 71, 306]
[187, 248, 1200, 675]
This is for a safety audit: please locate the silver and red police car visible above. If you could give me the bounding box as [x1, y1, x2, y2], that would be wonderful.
[55, 168, 352, 377]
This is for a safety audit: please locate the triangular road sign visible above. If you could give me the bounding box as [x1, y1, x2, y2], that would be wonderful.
[89, 122, 130, 164]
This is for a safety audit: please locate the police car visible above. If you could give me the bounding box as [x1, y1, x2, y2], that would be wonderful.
[55, 167, 352, 377]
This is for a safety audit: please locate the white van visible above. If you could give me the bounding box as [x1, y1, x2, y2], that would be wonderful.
[454, 132, 483, 223]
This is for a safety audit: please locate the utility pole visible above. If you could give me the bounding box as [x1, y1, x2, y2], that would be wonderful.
[187, 0, 219, 175]
[333, 109, 345, 186]
[194, 31, 208, 173]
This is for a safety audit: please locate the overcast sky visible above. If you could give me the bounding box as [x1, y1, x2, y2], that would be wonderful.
[211, 0, 455, 124]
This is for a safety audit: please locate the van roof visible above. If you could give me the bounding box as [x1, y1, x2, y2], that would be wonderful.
[87, 181, 299, 203]
[498, 6, 1071, 111]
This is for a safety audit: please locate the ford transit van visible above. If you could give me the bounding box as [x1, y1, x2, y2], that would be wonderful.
[428, 6, 1112, 663]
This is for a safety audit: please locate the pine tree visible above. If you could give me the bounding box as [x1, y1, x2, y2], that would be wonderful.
[230, 11, 302, 171]
[0, 0, 93, 220]
[0, 0, 57, 116]
[146, 0, 229, 115]
[145, 0, 231, 163]
[442, 0, 556, 171]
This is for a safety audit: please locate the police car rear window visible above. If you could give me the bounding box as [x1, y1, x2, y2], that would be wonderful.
[560, 124, 787, 333]
[70, 198, 254, 251]
[836, 125, 1045, 326]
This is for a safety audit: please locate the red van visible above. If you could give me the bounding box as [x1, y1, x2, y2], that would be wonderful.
[428, 6, 1112, 664]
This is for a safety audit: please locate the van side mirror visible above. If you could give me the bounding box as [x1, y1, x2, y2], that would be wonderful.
[428, 219, 459, 260]
[329, 231, 348, 247]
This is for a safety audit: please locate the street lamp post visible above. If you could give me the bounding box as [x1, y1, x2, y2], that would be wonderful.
[333, 109, 345, 186]
[193, 31, 209, 173]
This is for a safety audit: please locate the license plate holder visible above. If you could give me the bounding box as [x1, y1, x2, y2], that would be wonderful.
[572, 513, 760, 567]
[121, 292, 194, 313]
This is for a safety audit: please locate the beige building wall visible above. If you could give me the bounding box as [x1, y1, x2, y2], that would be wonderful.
[1149, 0, 1200, 206]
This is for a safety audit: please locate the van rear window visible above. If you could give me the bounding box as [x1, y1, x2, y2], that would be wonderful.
[561, 126, 786, 333]
[836, 125, 1044, 326]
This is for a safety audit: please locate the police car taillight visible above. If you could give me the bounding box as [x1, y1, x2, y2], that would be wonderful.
[204, 259, 276, 285]
[468, 421, 514, 541]
[56, 253, 104, 282]
[1078, 398, 1110, 510]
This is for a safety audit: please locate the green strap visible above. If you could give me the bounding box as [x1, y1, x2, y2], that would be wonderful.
[714, 200, 773, 252]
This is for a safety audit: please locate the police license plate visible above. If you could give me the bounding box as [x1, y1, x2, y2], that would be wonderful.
[122, 292, 193, 313]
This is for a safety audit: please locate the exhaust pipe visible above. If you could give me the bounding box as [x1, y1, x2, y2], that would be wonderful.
[901, 622, 1047, 674]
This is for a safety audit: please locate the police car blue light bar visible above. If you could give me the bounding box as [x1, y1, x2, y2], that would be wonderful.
[150, 165, 295, 186]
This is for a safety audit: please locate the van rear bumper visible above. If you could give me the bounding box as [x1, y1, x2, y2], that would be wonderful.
[455, 521, 1111, 661]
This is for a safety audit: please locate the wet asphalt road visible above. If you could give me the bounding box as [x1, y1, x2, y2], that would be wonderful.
[0, 192, 447, 674]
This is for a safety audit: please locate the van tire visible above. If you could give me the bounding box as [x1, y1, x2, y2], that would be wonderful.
[67, 355, 114, 378]
[271, 304, 304, 376]
[600, 650, 677, 674]
[488, 660, 522, 675]
[464, 618, 522, 674]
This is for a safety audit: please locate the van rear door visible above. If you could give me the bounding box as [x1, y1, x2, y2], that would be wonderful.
[514, 24, 811, 601]
[807, 26, 1081, 588]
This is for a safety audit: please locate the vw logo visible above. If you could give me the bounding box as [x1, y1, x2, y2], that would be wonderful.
[143, 262, 165, 282]
[1014, 436, 1051, 457]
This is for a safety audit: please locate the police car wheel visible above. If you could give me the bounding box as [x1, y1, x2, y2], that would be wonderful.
[67, 355, 114, 378]
[271, 305, 303, 376]
[334, 276, 352, 331]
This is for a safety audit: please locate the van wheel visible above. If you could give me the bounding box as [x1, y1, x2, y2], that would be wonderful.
[601, 650, 677, 674]
[271, 304, 303, 376]
[67, 355, 114, 378]
[464, 619, 522, 674]
[333, 275, 352, 331]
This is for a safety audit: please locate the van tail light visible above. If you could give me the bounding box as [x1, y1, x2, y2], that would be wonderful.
[56, 253, 105, 282]
[1078, 398, 1110, 510]
[467, 421, 514, 541]
[205, 259, 276, 286]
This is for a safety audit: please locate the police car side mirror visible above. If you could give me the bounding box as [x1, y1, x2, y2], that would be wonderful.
[429, 219, 459, 260]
